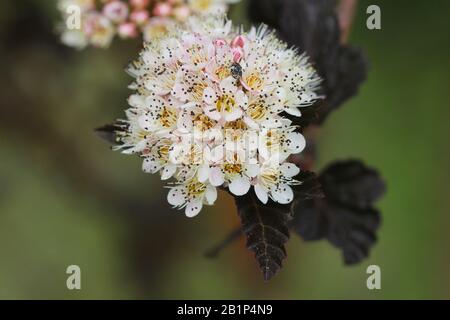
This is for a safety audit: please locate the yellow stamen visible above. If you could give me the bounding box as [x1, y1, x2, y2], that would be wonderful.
[159, 107, 177, 128]
[216, 95, 236, 113]
[245, 73, 264, 91]
[215, 66, 231, 80]
[248, 102, 268, 121]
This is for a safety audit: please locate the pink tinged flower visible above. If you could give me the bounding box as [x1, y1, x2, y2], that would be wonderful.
[118, 23, 138, 38]
[83, 14, 99, 36]
[153, 2, 172, 17]
[167, 183, 217, 218]
[103, 1, 129, 23]
[173, 5, 191, 21]
[130, 10, 149, 25]
[203, 77, 247, 122]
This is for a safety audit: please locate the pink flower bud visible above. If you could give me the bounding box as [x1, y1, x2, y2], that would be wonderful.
[130, 10, 149, 24]
[118, 22, 138, 38]
[84, 14, 100, 36]
[103, 1, 129, 23]
[173, 5, 190, 21]
[214, 38, 227, 47]
[153, 3, 172, 17]
[231, 35, 246, 48]
[232, 47, 244, 62]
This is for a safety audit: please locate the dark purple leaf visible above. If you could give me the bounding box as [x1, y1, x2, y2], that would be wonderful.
[234, 171, 323, 280]
[292, 160, 385, 264]
[235, 192, 290, 281]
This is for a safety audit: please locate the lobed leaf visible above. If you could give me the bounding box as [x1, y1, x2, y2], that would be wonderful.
[292, 160, 385, 264]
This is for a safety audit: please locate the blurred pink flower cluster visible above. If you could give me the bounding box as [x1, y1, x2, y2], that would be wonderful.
[58, 0, 239, 49]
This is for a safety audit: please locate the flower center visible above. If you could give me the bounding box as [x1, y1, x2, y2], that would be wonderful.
[266, 130, 283, 149]
[216, 95, 236, 113]
[223, 163, 243, 175]
[215, 66, 231, 80]
[188, 45, 208, 66]
[186, 145, 203, 165]
[248, 102, 268, 120]
[245, 73, 264, 91]
[187, 181, 206, 198]
[224, 119, 247, 130]
[260, 168, 280, 187]
[194, 114, 216, 131]
[157, 143, 171, 162]
[191, 82, 207, 102]
[159, 107, 177, 128]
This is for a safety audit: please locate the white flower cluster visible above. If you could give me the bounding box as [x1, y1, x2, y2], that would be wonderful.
[116, 15, 321, 217]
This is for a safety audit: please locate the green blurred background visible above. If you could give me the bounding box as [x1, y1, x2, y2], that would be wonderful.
[0, 0, 449, 299]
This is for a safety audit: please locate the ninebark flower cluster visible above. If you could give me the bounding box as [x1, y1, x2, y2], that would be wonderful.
[112, 15, 321, 217]
[58, 0, 240, 48]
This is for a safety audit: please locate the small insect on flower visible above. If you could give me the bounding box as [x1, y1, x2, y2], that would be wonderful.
[230, 62, 243, 79]
[108, 15, 322, 217]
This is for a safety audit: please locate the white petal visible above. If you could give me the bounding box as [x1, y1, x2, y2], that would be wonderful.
[245, 164, 260, 178]
[208, 145, 225, 163]
[235, 90, 249, 108]
[177, 112, 192, 133]
[288, 132, 306, 154]
[128, 94, 145, 108]
[185, 200, 203, 218]
[138, 115, 152, 131]
[275, 87, 287, 101]
[272, 184, 294, 204]
[205, 109, 222, 121]
[244, 116, 259, 129]
[203, 87, 217, 105]
[285, 106, 301, 117]
[225, 108, 243, 122]
[167, 187, 185, 206]
[142, 158, 161, 174]
[161, 164, 177, 180]
[254, 184, 268, 204]
[220, 76, 237, 95]
[209, 167, 225, 187]
[198, 164, 210, 183]
[205, 185, 218, 205]
[122, 139, 147, 154]
[229, 176, 251, 196]
[280, 163, 300, 178]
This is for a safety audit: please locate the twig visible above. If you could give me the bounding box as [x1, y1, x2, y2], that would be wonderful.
[337, 0, 358, 44]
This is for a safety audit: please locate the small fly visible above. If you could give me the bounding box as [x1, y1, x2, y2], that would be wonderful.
[230, 62, 243, 80]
